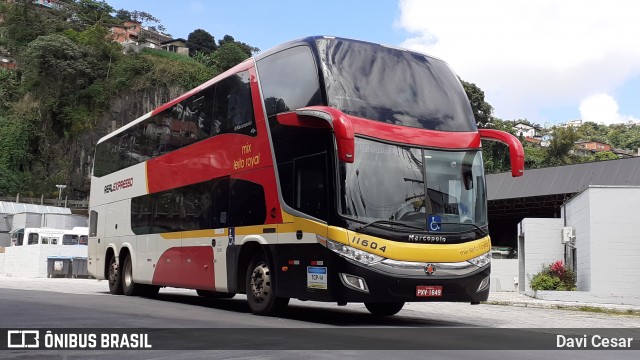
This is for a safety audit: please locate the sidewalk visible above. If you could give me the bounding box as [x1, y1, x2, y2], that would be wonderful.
[487, 291, 640, 313]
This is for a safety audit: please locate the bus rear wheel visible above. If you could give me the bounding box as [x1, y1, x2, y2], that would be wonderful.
[122, 254, 136, 296]
[246, 254, 289, 315]
[108, 255, 123, 295]
[364, 302, 405, 316]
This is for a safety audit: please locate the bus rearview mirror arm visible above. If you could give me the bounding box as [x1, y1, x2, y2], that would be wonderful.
[276, 106, 355, 163]
[478, 129, 525, 177]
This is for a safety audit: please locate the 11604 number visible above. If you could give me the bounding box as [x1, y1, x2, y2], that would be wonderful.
[350, 236, 387, 253]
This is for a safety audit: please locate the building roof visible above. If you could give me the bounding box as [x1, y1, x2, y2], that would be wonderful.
[0, 201, 72, 215]
[487, 157, 640, 201]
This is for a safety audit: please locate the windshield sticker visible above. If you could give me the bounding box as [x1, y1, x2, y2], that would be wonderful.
[428, 215, 442, 232]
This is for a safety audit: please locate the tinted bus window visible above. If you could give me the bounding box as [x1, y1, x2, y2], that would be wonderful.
[229, 179, 266, 227]
[257, 46, 322, 117]
[94, 71, 256, 178]
[132, 177, 266, 235]
[89, 210, 98, 237]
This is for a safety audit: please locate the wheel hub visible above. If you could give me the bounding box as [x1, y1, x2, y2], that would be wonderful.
[250, 262, 271, 303]
[108, 260, 118, 285]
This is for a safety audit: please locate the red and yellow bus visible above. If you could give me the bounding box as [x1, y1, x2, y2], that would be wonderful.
[88, 36, 524, 316]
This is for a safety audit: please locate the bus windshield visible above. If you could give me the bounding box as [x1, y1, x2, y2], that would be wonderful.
[317, 38, 476, 132]
[339, 137, 487, 233]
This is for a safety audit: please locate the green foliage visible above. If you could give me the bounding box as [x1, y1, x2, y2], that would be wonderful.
[461, 79, 493, 128]
[529, 260, 576, 291]
[72, 0, 114, 26]
[2, 0, 46, 50]
[546, 126, 579, 165]
[140, 48, 216, 89]
[524, 144, 547, 169]
[187, 29, 217, 56]
[0, 69, 19, 113]
[218, 34, 259, 56]
[213, 42, 249, 72]
[594, 151, 618, 161]
[192, 51, 218, 70]
[530, 273, 563, 291]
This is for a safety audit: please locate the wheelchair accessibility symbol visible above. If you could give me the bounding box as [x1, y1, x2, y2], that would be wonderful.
[428, 216, 442, 232]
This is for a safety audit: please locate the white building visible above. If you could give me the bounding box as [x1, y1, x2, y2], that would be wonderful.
[512, 123, 539, 138]
[516, 186, 640, 305]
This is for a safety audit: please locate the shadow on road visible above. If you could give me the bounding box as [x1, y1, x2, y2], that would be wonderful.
[152, 292, 465, 327]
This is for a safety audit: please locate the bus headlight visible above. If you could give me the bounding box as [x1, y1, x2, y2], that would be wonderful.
[317, 235, 384, 265]
[467, 251, 491, 268]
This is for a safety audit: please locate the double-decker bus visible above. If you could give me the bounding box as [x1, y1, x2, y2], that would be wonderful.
[88, 36, 524, 316]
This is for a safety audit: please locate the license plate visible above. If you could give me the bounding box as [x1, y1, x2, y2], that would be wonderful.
[416, 285, 442, 297]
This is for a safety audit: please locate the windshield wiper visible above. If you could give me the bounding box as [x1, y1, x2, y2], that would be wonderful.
[437, 222, 489, 237]
[357, 220, 425, 232]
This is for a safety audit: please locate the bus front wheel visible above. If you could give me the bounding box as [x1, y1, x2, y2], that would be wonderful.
[108, 255, 123, 295]
[364, 302, 405, 316]
[246, 254, 289, 315]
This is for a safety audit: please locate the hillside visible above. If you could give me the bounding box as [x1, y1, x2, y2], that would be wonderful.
[0, 0, 251, 199]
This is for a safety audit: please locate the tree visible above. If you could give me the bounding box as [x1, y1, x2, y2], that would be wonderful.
[187, 29, 217, 56]
[114, 8, 132, 21]
[461, 79, 493, 128]
[218, 34, 259, 57]
[130, 10, 166, 33]
[73, 0, 114, 26]
[2, 0, 46, 50]
[213, 42, 249, 71]
[594, 151, 619, 161]
[546, 126, 580, 165]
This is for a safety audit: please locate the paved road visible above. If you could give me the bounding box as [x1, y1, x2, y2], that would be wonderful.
[1, 277, 638, 359]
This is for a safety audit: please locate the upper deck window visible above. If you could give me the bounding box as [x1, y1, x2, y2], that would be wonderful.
[257, 45, 322, 117]
[317, 38, 476, 132]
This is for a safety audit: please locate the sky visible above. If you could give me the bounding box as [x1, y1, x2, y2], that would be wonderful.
[105, 0, 640, 127]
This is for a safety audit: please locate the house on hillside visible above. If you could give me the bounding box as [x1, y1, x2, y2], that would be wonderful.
[33, 0, 66, 9]
[109, 21, 188, 55]
[575, 140, 612, 153]
[161, 38, 189, 56]
[513, 123, 540, 138]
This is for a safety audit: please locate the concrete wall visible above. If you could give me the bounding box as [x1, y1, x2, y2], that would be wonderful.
[490, 259, 518, 292]
[3, 245, 87, 278]
[0, 252, 5, 275]
[518, 218, 565, 291]
[563, 189, 591, 291]
[569, 187, 640, 297]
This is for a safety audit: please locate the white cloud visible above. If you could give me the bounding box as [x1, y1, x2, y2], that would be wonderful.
[579, 94, 640, 125]
[396, 0, 640, 123]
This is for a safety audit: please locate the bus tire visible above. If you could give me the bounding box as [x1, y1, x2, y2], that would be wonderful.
[108, 254, 123, 295]
[246, 253, 289, 315]
[122, 254, 139, 296]
[196, 289, 236, 299]
[364, 302, 405, 316]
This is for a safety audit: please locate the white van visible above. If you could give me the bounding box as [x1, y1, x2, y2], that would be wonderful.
[10, 227, 89, 246]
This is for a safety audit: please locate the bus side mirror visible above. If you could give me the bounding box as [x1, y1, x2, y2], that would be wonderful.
[478, 129, 525, 177]
[276, 106, 355, 163]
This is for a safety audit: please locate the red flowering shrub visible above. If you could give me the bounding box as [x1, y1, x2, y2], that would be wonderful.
[529, 260, 576, 291]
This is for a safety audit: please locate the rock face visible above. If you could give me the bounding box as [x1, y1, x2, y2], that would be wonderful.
[68, 86, 186, 198]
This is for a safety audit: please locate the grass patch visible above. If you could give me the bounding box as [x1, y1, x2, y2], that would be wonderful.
[484, 301, 640, 316]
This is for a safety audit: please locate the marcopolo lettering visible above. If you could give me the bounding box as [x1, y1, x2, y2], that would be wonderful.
[104, 177, 133, 194]
[408, 234, 447, 243]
